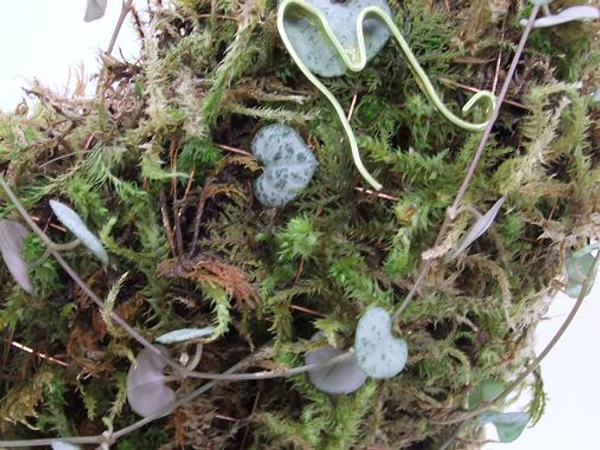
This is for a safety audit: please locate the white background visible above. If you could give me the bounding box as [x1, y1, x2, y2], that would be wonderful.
[0, 2, 598, 449]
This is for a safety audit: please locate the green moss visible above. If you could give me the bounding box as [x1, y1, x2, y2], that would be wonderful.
[0, 0, 597, 448]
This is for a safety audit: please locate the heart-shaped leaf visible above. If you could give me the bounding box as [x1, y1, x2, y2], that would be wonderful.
[156, 326, 216, 344]
[447, 197, 506, 260]
[84, 0, 108, 22]
[468, 378, 507, 409]
[51, 442, 82, 450]
[565, 243, 598, 298]
[0, 220, 33, 293]
[126, 346, 176, 418]
[305, 332, 367, 394]
[479, 411, 529, 443]
[50, 200, 109, 265]
[522, 5, 599, 28]
[355, 307, 408, 379]
[252, 124, 318, 208]
[279, 0, 392, 77]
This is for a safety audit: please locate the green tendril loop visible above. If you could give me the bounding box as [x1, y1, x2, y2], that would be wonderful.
[277, 0, 497, 190]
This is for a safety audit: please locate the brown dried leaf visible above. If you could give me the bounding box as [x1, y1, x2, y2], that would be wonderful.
[158, 255, 259, 308]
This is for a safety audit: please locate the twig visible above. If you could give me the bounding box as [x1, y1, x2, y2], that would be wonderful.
[216, 143, 252, 157]
[38, 149, 94, 169]
[436, 77, 528, 111]
[354, 186, 399, 202]
[8, 340, 69, 368]
[188, 177, 214, 257]
[31, 215, 67, 232]
[347, 94, 358, 121]
[290, 304, 326, 318]
[160, 190, 178, 256]
[186, 350, 353, 381]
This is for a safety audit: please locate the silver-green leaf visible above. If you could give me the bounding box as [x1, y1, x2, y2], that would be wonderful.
[355, 307, 408, 379]
[252, 124, 317, 208]
[156, 326, 216, 344]
[0, 220, 33, 293]
[50, 200, 109, 265]
[468, 378, 507, 409]
[565, 243, 598, 298]
[279, 0, 392, 77]
[479, 411, 529, 443]
[522, 5, 599, 28]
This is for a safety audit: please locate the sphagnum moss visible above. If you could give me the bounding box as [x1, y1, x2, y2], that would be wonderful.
[0, 0, 599, 449]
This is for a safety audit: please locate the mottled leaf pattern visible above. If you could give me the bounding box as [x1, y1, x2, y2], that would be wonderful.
[565, 243, 598, 298]
[279, 0, 392, 77]
[479, 411, 529, 443]
[355, 307, 408, 379]
[252, 124, 317, 208]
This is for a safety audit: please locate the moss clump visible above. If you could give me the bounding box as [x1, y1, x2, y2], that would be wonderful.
[0, 0, 598, 449]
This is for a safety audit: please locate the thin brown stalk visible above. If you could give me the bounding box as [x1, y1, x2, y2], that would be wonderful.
[216, 143, 252, 157]
[8, 340, 69, 368]
[355, 186, 399, 201]
[290, 304, 326, 318]
[436, 77, 528, 111]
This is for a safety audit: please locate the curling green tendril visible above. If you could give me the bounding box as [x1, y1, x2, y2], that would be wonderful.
[277, 0, 497, 190]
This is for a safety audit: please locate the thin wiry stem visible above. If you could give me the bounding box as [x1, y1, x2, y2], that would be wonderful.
[186, 350, 353, 381]
[0, 347, 352, 447]
[447, 5, 541, 220]
[0, 174, 185, 373]
[436, 250, 599, 449]
[107, 0, 134, 56]
[393, 4, 541, 322]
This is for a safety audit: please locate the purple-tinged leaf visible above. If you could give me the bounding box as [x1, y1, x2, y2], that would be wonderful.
[0, 220, 33, 293]
[84, 0, 108, 22]
[305, 332, 366, 394]
[127, 346, 176, 418]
